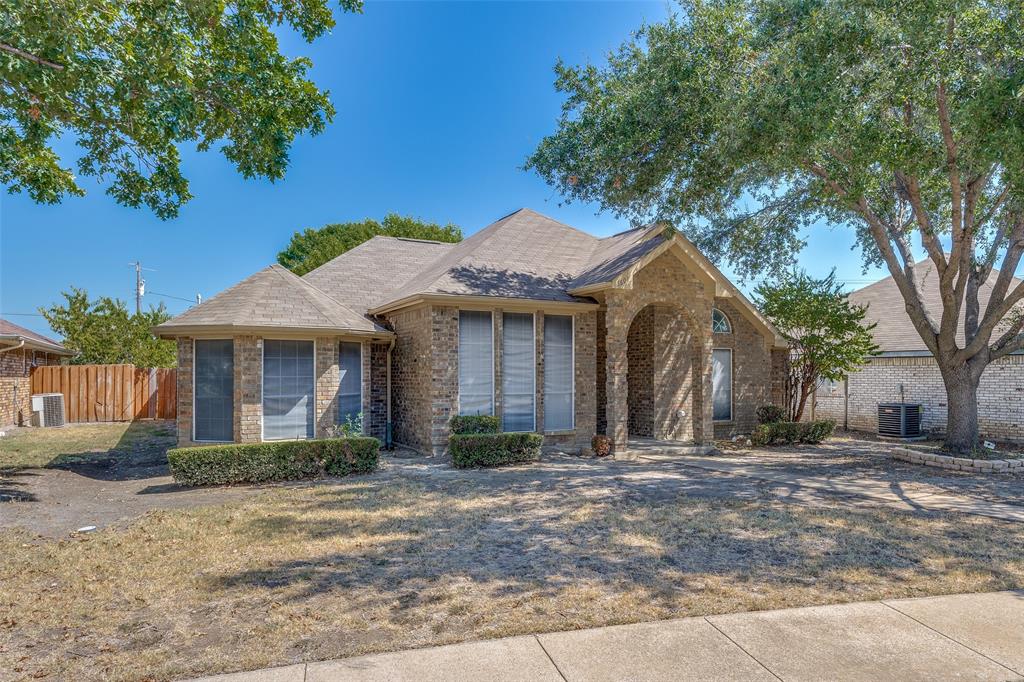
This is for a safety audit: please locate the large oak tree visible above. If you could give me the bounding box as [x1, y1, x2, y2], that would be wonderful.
[2, 0, 361, 218]
[528, 0, 1024, 453]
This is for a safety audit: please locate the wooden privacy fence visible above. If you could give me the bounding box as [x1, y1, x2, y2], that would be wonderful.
[30, 364, 177, 422]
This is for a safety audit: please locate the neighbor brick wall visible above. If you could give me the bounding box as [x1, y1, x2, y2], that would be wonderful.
[814, 354, 1024, 442]
[711, 298, 774, 439]
[1, 348, 64, 428]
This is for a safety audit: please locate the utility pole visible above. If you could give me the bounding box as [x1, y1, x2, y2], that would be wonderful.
[133, 261, 145, 314]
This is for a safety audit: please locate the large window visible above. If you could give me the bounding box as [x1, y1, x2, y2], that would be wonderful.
[502, 312, 535, 432]
[194, 339, 233, 442]
[712, 348, 733, 421]
[459, 310, 494, 415]
[339, 342, 362, 427]
[263, 339, 314, 440]
[543, 315, 574, 431]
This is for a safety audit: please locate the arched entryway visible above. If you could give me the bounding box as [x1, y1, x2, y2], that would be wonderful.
[625, 303, 702, 442]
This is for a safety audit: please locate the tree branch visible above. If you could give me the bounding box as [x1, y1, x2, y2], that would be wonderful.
[0, 42, 64, 71]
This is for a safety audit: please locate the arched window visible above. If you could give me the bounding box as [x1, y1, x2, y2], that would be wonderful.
[712, 308, 732, 334]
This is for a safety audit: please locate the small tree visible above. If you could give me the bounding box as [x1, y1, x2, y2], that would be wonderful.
[41, 288, 176, 367]
[756, 271, 878, 422]
[277, 213, 462, 276]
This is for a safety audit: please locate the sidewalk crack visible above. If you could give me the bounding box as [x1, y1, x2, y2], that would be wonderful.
[534, 634, 569, 681]
[703, 617, 783, 681]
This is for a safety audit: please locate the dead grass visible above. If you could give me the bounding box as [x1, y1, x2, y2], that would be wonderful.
[2, 473, 1023, 681]
[0, 421, 175, 470]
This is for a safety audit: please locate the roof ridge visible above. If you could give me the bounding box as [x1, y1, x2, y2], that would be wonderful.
[271, 264, 366, 326]
[517, 207, 601, 241]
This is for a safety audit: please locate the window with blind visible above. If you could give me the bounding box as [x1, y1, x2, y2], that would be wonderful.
[543, 315, 574, 431]
[339, 342, 362, 427]
[502, 312, 535, 431]
[458, 310, 494, 415]
[712, 348, 733, 421]
[263, 339, 315, 440]
[194, 339, 233, 442]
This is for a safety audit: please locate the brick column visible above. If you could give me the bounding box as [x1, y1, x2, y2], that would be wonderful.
[430, 306, 459, 453]
[574, 311, 597, 447]
[604, 295, 629, 450]
[233, 335, 262, 443]
[176, 337, 193, 446]
[315, 337, 339, 437]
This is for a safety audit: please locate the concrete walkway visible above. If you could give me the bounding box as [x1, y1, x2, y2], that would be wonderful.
[642, 452, 1024, 523]
[192, 591, 1024, 681]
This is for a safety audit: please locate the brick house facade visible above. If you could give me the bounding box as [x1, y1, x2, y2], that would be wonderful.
[156, 209, 787, 453]
[0, 319, 72, 428]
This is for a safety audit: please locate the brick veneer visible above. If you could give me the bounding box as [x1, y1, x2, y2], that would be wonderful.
[387, 306, 434, 452]
[175, 337, 194, 446]
[710, 298, 775, 438]
[233, 335, 262, 443]
[368, 341, 388, 440]
[814, 354, 1024, 443]
[315, 337, 340, 437]
[0, 347, 62, 428]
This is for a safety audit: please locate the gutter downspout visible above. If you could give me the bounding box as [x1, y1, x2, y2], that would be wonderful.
[385, 336, 395, 450]
[0, 339, 25, 356]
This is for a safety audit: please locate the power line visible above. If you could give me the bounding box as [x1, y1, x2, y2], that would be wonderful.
[148, 290, 196, 304]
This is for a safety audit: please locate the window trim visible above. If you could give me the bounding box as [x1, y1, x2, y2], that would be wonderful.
[338, 340, 364, 434]
[261, 337, 317, 442]
[457, 309, 496, 417]
[501, 311, 536, 433]
[711, 347, 733, 423]
[712, 308, 732, 334]
[192, 338, 235, 443]
[543, 313, 575, 433]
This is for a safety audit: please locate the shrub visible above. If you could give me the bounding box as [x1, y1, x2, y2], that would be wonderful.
[751, 420, 835, 446]
[756, 404, 787, 425]
[591, 434, 613, 457]
[449, 414, 500, 435]
[450, 432, 543, 468]
[167, 437, 380, 486]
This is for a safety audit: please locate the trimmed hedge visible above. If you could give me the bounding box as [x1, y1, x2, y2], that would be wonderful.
[751, 420, 836, 446]
[450, 414, 500, 435]
[167, 437, 379, 486]
[450, 432, 543, 468]
[755, 404, 787, 425]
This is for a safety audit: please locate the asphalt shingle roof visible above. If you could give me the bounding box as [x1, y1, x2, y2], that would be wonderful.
[0, 318, 71, 354]
[849, 259, 1024, 353]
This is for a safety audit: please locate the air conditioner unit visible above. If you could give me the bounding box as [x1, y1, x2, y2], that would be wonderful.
[878, 402, 923, 440]
[31, 393, 66, 428]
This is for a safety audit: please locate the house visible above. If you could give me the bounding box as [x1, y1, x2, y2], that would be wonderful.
[0, 319, 73, 427]
[813, 260, 1024, 442]
[154, 209, 788, 454]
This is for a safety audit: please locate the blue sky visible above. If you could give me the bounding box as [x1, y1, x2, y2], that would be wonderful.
[1, 0, 890, 339]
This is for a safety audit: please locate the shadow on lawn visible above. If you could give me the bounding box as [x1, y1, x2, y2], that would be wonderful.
[207, 458, 1024, 614]
[45, 421, 177, 482]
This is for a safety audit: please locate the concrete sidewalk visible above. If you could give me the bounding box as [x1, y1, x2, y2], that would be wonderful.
[193, 590, 1024, 681]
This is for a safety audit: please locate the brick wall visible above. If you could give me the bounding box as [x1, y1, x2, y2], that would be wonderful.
[626, 305, 655, 437]
[368, 341, 389, 440]
[315, 337, 340, 437]
[573, 310, 598, 447]
[233, 335, 261, 443]
[814, 354, 1024, 442]
[430, 306, 460, 452]
[387, 306, 434, 451]
[1, 347, 65, 428]
[711, 298, 774, 438]
[175, 338, 193, 445]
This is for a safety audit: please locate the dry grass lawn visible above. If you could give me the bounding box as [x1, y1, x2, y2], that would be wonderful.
[0, 421, 175, 471]
[3, 470, 1023, 681]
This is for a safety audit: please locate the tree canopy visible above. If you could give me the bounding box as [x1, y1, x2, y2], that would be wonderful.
[528, 0, 1024, 451]
[278, 213, 462, 276]
[756, 270, 878, 420]
[41, 288, 176, 367]
[2, 0, 361, 218]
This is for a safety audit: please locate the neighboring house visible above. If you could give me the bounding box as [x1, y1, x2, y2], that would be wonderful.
[154, 209, 788, 453]
[814, 260, 1024, 442]
[0, 319, 73, 428]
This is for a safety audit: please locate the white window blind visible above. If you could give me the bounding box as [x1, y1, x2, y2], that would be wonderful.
[339, 342, 362, 426]
[459, 310, 494, 415]
[712, 348, 733, 421]
[502, 312, 535, 432]
[544, 315, 574, 431]
[194, 339, 233, 442]
[263, 339, 315, 440]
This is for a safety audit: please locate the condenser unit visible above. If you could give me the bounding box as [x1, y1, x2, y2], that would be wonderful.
[878, 403, 923, 439]
[31, 393, 66, 428]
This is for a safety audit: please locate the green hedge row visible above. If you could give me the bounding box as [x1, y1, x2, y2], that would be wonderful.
[450, 432, 543, 468]
[751, 420, 835, 446]
[449, 414, 500, 435]
[167, 437, 379, 486]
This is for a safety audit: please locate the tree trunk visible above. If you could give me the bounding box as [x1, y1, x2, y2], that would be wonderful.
[940, 363, 982, 455]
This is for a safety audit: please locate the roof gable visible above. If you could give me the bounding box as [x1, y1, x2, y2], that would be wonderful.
[0, 318, 71, 354]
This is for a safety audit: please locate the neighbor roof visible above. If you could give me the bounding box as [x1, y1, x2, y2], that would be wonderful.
[0, 318, 72, 355]
[154, 264, 388, 337]
[850, 259, 1024, 354]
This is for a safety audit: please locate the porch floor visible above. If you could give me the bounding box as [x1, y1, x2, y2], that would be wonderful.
[619, 437, 718, 459]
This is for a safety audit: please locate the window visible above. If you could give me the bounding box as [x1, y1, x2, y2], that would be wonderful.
[459, 310, 494, 415]
[263, 339, 314, 440]
[339, 342, 362, 427]
[502, 312, 535, 432]
[817, 376, 841, 396]
[194, 339, 233, 441]
[712, 348, 733, 421]
[712, 308, 732, 334]
[544, 315, 574, 431]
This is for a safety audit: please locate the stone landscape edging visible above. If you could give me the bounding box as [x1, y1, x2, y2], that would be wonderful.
[892, 446, 1024, 474]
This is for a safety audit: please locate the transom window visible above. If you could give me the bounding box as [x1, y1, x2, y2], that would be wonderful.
[712, 308, 732, 334]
